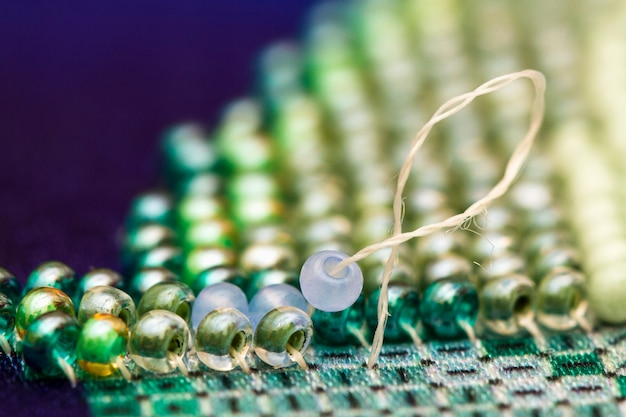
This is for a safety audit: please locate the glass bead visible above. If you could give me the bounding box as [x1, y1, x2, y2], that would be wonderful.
[312, 294, 365, 346]
[480, 274, 536, 336]
[184, 247, 236, 284]
[366, 285, 420, 343]
[253, 306, 313, 368]
[241, 224, 294, 247]
[128, 309, 190, 374]
[232, 197, 284, 227]
[524, 230, 572, 262]
[176, 173, 221, 197]
[249, 284, 309, 329]
[191, 283, 249, 331]
[134, 245, 183, 274]
[470, 232, 517, 261]
[420, 281, 479, 339]
[227, 173, 281, 201]
[300, 250, 363, 312]
[247, 270, 298, 298]
[76, 269, 124, 302]
[78, 286, 137, 328]
[177, 195, 224, 228]
[533, 247, 581, 282]
[161, 123, 216, 179]
[0, 267, 21, 303]
[191, 266, 247, 295]
[126, 191, 174, 228]
[22, 311, 80, 383]
[76, 313, 129, 377]
[128, 267, 178, 300]
[195, 308, 252, 372]
[124, 223, 177, 255]
[219, 133, 274, 173]
[416, 233, 468, 265]
[0, 293, 16, 353]
[479, 252, 526, 283]
[536, 268, 587, 331]
[422, 254, 472, 289]
[137, 282, 195, 324]
[23, 261, 76, 296]
[301, 215, 352, 247]
[184, 218, 236, 249]
[16, 287, 75, 338]
[240, 243, 298, 274]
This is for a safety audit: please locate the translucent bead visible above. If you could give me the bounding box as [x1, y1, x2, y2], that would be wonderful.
[480, 274, 536, 336]
[128, 310, 190, 374]
[471, 232, 517, 261]
[124, 223, 177, 255]
[191, 266, 246, 295]
[176, 173, 221, 197]
[247, 270, 298, 298]
[23, 261, 76, 296]
[416, 233, 468, 265]
[240, 243, 298, 273]
[533, 247, 581, 282]
[184, 247, 236, 284]
[422, 254, 472, 289]
[137, 282, 195, 324]
[76, 269, 124, 302]
[420, 281, 479, 339]
[479, 252, 526, 283]
[22, 311, 80, 386]
[16, 287, 75, 338]
[0, 293, 16, 353]
[184, 219, 236, 249]
[312, 295, 366, 346]
[366, 285, 420, 343]
[192, 283, 249, 331]
[76, 313, 130, 378]
[128, 267, 178, 300]
[299, 250, 363, 312]
[249, 284, 308, 328]
[0, 267, 21, 303]
[134, 245, 183, 274]
[177, 195, 224, 228]
[78, 286, 136, 328]
[126, 191, 174, 228]
[161, 124, 216, 179]
[195, 308, 252, 372]
[536, 268, 587, 331]
[253, 306, 313, 368]
[231, 197, 284, 227]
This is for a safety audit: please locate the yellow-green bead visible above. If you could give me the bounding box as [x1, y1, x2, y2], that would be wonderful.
[231, 197, 284, 227]
[128, 309, 190, 374]
[177, 195, 224, 228]
[161, 124, 217, 180]
[126, 191, 174, 228]
[134, 245, 183, 274]
[422, 254, 472, 289]
[17, 287, 75, 338]
[536, 268, 587, 331]
[124, 223, 177, 255]
[78, 286, 136, 328]
[195, 308, 252, 371]
[240, 243, 298, 274]
[128, 267, 179, 300]
[76, 313, 129, 377]
[0, 267, 21, 303]
[533, 247, 581, 282]
[184, 218, 236, 249]
[247, 270, 298, 298]
[176, 173, 221, 197]
[192, 266, 247, 295]
[23, 261, 76, 296]
[480, 274, 536, 336]
[137, 282, 195, 324]
[184, 247, 236, 284]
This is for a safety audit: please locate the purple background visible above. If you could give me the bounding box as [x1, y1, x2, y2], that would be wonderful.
[0, 1, 317, 415]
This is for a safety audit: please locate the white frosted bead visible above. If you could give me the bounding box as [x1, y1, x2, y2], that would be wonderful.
[191, 283, 248, 331]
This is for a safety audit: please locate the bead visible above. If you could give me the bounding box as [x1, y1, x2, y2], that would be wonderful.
[126, 191, 174, 228]
[177, 195, 224, 228]
[312, 294, 366, 346]
[232, 197, 285, 227]
[420, 281, 479, 339]
[195, 304, 252, 371]
[247, 270, 298, 298]
[422, 254, 472, 289]
[23, 261, 76, 296]
[191, 266, 247, 295]
[0, 293, 16, 353]
[22, 311, 80, 386]
[128, 309, 190, 374]
[76, 313, 130, 377]
[124, 223, 177, 255]
[138, 282, 195, 324]
[416, 233, 468, 265]
[249, 284, 308, 329]
[241, 224, 294, 247]
[176, 173, 221, 197]
[533, 247, 581, 282]
[16, 287, 75, 338]
[470, 232, 517, 261]
[253, 306, 313, 368]
[299, 250, 363, 312]
[480, 274, 536, 336]
[0, 267, 21, 303]
[536, 268, 587, 331]
[78, 286, 137, 328]
[161, 124, 216, 179]
[366, 285, 420, 343]
[191, 283, 249, 331]
[184, 247, 236, 283]
[241, 243, 298, 273]
[228, 173, 281, 201]
[479, 252, 526, 282]
[128, 267, 178, 300]
[184, 219, 236, 249]
[134, 245, 183, 274]
[76, 269, 124, 302]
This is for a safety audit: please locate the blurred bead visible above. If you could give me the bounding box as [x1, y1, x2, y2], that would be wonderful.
[219, 133, 274, 173]
[177, 195, 224, 228]
[241, 225, 294, 247]
[421, 281, 478, 339]
[536, 268, 587, 331]
[176, 173, 221, 197]
[524, 230, 573, 262]
[191, 283, 249, 331]
[249, 284, 309, 329]
[422, 254, 472, 289]
[78, 286, 136, 328]
[23, 261, 76, 296]
[128, 310, 190, 374]
[479, 252, 526, 282]
[76, 313, 129, 377]
[480, 274, 536, 336]
[124, 223, 177, 255]
[22, 311, 80, 385]
[137, 282, 195, 324]
[416, 233, 468, 265]
[161, 124, 216, 180]
[0, 293, 15, 353]
[241, 243, 298, 274]
[312, 295, 366, 346]
[192, 266, 247, 295]
[253, 306, 313, 368]
[134, 245, 183, 274]
[77, 269, 124, 299]
[228, 173, 281, 201]
[17, 287, 75, 338]
[366, 285, 420, 343]
[196, 308, 252, 372]
[300, 250, 363, 312]
[184, 247, 236, 284]
[301, 215, 352, 247]
[184, 218, 236, 249]
[128, 267, 178, 301]
[232, 197, 284, 227]
[0, 267, 21, 303]
[470, 232, 517, 261]
[533, 247, 581, 282]
[247, 270, 299, 298]
[126, 191, 174, 228]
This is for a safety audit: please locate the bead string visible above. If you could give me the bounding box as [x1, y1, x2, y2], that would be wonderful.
[330, 69, 547, 368]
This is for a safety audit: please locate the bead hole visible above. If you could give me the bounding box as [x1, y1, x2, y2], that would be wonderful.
[323, 257, 348, 279]
[513, 295, 532, 318]
[167, 334, 185, 356]
[176, 302, 190, 323]
[229, 331, 247, 354]
[287, 330, 306, 352]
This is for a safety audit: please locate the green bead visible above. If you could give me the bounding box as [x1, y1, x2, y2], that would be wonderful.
[240, 243, 298, 274]
[134, 245, 183, 274]
[524, 230, 572, 262]
[24, 261, 76, 296]
[231, 197, 284, 227]
[420, 281, 478, 339]
[480, 274, 536, 336]
[128, 309, 190, 374]
[78, 286, 136, 328]
[536, 268, 587, 331]
[22, 311, 80, 377]
[218, 133, 274, 173]
[128, 267, 178, 300]
[0, 267, 22, 303]
[253, 306, 313, 368]
[0, 293, 16, 351]
[247, 270, 298, 298]
[227, 173, 281, 201]
[416, 233, 468, 265]
[184, 219, 236, 249]
[76, 313, 129, 377]
[124, 223, 177, 255]
[137, 282, 195, 324]
[195, 308, 252, 371]
[312, 294, 366, 346]
[17, 287, 75, 338]
[161, 124, 217, 180]
[126, 191, 174, 228]
[533, 247, 581, 282]
[192, 266, 247, 295]
[422, 254, 472, 289]
[177, 195, 224, 228]
[184, 247, 236, 284]
[75, 269, 124, 304]
[366, 285, 420, 343]
[176, 173, 221, 197]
